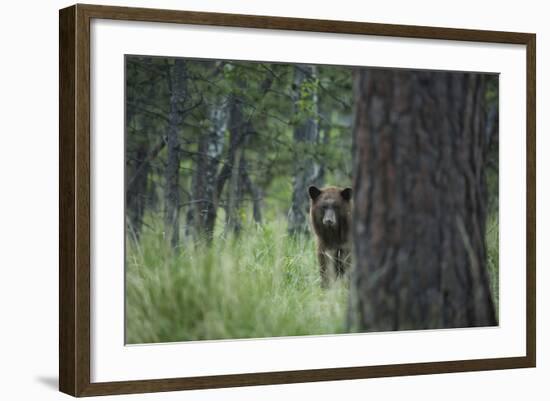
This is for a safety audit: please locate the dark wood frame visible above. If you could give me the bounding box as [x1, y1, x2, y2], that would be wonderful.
[59, 3, 536, 397]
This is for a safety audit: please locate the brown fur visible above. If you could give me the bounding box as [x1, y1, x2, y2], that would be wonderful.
[308, 185, 352, 287]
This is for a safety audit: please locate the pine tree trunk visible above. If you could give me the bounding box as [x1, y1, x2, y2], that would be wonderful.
[125, 60, 156, 239]
[288, 65, 321, 235]
[226, 145, 245, 234]
[350, 69, 496, 331]
[203, 99, 229, 236]
[126, 145, 149, 238]
[187, 96, 228, 242]
[164, 59, 187, 247]
[215, 90, 248, 235]
[242, 166, 263, 224]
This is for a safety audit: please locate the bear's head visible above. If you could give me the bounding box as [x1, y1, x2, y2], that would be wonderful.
[308, 186, 352, 229]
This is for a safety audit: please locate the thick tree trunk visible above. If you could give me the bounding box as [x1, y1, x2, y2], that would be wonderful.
[288, 65, 321, 235]
[350, 69, 496, 331]
[164, 59, 187, 248]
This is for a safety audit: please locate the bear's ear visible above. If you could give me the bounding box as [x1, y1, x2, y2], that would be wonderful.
[341, 187, 352, 201]
[308, 186, 322, 201]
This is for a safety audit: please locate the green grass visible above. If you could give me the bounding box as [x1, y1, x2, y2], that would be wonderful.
[126, 219, 349, 344]
[126, 213, 500, 344]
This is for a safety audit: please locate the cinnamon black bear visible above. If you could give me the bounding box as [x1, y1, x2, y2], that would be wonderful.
[308, 185, 352, 287]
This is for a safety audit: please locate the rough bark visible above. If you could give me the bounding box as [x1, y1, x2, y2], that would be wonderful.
[164, 59, 187, 247]
[288, 65, 321, 235]
[350, 69, 496, 331]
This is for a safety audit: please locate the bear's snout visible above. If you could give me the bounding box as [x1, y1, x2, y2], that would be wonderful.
[322, 209, 337, 226]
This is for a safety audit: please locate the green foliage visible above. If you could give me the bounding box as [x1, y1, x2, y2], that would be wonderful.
[126, 218, 350, 343]
[125, 57, 500, 341]
[126, 56, 355, 225]
[126, 212, 500, 342]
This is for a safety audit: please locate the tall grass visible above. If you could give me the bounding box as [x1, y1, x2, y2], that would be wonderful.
[126, 219, 349, 344]
[126, 213, 500, 344]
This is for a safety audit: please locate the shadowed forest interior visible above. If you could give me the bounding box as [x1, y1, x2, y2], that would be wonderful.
[125, 55, 499, 344]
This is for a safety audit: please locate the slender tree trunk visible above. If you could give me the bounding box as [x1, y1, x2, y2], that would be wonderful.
[214, 73, 273, 233]
[315, 91, 333, 187]
[288, 65, 321, 235]
[126, 146, 149, 238]
[225, 138, 262, 231]
[164, 59, 187, 247]
[226, 146, 245, 234]
[203, 99, 229, 235]
[126, 59, 156, 239]
[187, 95, 229, 242]
[350, 69, 496, 331]
[215, 90, 248, 235]
[316, 128, 330, 187]
[242, 166, 263, 224]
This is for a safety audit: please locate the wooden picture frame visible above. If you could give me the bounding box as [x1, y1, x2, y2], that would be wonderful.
[59, 3, 536, 397]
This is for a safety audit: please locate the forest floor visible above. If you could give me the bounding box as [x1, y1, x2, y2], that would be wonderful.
[126, 213, 499, 344]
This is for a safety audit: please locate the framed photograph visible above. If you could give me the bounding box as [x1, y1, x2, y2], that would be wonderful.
[59, 4, 536, 397]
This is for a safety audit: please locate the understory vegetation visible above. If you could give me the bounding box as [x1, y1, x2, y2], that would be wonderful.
[126, 211, 498, 344]
[126, 218, 349, 344]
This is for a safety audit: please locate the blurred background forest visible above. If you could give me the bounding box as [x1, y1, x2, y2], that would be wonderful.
[125, 56, 499, 344]
[126, 57, 353, 244]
